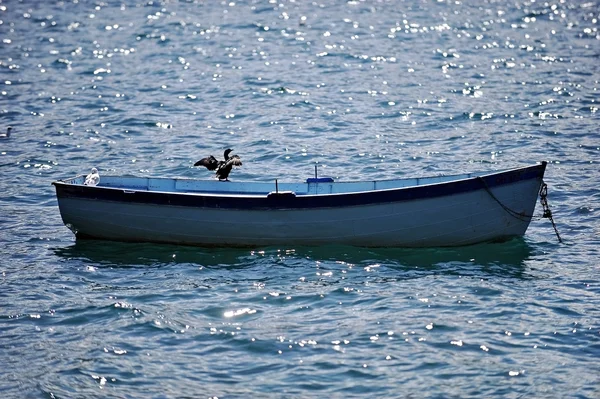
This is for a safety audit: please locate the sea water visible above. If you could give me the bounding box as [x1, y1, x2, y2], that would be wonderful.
[0, 1, 599, 397]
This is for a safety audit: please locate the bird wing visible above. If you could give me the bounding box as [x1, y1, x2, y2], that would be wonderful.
[227, 155, 242, 167]
[215, 156, 242, 180]
[194, 155, 219, 170]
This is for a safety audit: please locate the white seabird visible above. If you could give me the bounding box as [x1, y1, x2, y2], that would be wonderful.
[84, 167, 100, 186]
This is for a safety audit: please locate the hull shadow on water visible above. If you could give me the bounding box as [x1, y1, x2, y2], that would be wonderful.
[52, 237, 536, 278]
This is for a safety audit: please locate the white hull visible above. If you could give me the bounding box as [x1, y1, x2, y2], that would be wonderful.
[53, 164, 546, 247]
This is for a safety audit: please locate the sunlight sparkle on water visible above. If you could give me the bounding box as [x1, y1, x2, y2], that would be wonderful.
[224, 308, 256, 318]
[1, 0, 598, 397]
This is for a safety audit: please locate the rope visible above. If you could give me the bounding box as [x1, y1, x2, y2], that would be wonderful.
[478, 177, 562, 243]
[477, 177, 532, 221]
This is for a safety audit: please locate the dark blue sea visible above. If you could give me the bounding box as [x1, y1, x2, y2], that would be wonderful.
[1, 0, 599, 397]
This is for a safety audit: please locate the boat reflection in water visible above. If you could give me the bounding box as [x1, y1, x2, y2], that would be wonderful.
[53, 237, 535, 280]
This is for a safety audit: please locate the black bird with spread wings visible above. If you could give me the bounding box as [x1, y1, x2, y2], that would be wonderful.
[194, 148, 242, 181]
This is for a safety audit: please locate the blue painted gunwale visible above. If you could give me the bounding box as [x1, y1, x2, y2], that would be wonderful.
[52, 162, 546, 210]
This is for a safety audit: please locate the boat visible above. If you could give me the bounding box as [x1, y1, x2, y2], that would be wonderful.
[52, 162, 548, 248]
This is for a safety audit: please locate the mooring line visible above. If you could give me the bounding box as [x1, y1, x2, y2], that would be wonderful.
[477, 177, 532, 222]
[478, 177, 562, 243]
[538, 181, 562, 243]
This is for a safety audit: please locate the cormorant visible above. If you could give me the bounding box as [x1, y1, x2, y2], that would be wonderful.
[194, 149, 242, 181]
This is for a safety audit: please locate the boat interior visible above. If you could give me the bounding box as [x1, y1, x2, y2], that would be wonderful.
[58, 170, 492, 197]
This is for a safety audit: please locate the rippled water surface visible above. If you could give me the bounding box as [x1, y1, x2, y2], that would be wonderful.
[1, 0, 599, 397]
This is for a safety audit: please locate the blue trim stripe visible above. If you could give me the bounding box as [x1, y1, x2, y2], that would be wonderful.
[306, 177, 335, 183]
[53, 163, 546, 210]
